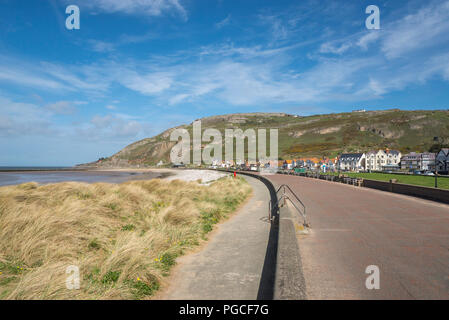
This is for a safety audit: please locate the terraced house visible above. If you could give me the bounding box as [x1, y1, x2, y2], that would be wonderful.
[338, 153, 366, 172]
[400, 152, 436, 171]
[436, 148, 449, 173]
[365, 149, 402, 171]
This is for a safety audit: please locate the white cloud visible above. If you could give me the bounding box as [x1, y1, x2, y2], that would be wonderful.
[169, 93, 190, 105]
[45, 101, 77, 115]
[0, 56, 109, 94]
[86, 32, 157, 53]
[0, 94, 149, 142]
[79, 0, 187, 20]
[3, 1, 449, 110]
[319, 42, 352, 55]
[0, 64, 69, 91]
[357, 32, 380, 50]
[41, 62, 109, 92]
[119, 71, 173, 95]
[259, 14, 289, 42]
[88, 40, 116, 53]
[0, 96, 55, 137]
[215, 15, 231, 29]
[199, 42, 296, 59]
[381, 1, 449, 59]
[156, 57, 373, 106]
[82, 114, 143, 139]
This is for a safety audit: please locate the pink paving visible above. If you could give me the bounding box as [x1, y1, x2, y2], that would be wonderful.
[267, 174, 449, 299]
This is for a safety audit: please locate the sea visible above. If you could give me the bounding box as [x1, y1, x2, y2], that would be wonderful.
[0, 167, 163, 187]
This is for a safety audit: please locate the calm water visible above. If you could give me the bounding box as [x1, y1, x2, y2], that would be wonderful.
[0, 169, 164, 187]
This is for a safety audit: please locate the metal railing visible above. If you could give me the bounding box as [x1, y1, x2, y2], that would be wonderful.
[269, 184, 308, 227]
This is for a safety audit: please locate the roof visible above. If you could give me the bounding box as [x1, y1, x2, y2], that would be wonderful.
[386, 150, 401, 155]
[339, 153, 364, 160]
[297, 157, 320, 163]
[402, 152, 420, 159]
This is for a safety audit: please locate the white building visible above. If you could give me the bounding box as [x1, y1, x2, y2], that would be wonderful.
[421, 152, 436, 171]
[366, 149, 401, 171]
[401, 152, 435, 171]
[338, 153, 366, 172]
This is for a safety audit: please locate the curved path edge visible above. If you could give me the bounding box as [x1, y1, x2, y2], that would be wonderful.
[157, 174, 275, 299]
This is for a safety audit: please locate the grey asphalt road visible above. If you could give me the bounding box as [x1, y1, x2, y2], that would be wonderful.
[159, 175, 272, 300]
[268, 174, 449, 299]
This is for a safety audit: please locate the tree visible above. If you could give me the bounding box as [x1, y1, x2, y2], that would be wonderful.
[429, 144, 449, 153]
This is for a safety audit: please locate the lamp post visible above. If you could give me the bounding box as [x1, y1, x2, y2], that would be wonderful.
[435, 160, 442, 188]
[435, 168, 438, 188]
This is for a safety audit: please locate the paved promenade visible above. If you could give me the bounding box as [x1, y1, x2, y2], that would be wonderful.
[268, 174, 449, 299]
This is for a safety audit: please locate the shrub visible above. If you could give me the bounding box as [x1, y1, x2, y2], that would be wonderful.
[101, 271, 121, 284]
[121, 224, 135, 231]
[88, 239, 100, 250]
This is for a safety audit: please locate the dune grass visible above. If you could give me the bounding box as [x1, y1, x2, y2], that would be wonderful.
[0, 176, 251, 300]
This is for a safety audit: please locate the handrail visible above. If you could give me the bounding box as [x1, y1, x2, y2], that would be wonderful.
[275, 184, 308, 227]
[276, 184, 306, 211]
[214, 169, 308, 226]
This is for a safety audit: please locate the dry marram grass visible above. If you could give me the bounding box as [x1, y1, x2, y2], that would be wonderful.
[0, 176, 251, 299]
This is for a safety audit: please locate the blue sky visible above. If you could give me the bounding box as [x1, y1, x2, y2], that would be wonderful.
[1, 0, 449, 166]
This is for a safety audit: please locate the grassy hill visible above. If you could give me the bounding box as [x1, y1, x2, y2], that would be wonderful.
[89, 109, 449, 167]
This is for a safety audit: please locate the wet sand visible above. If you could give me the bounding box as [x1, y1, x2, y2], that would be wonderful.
[0, 169, 173, 187]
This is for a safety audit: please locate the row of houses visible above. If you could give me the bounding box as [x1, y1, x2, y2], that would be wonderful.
[280, 148, 449, 173]
[282, 157, 339, 172]
[201, 148, 449, 173]
[338, 148, 449, 173]
[338, 149, 403, 172]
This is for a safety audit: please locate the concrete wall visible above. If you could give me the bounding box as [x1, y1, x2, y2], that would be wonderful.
[363, 179, 449, 204]
[225, 170, 307, 300]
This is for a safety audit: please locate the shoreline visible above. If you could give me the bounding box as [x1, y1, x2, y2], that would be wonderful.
[0, 168, 230, 187]
[0, 168, 175, 187]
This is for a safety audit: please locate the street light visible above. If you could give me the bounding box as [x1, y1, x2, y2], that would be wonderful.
[435, 167, 438, 188]
[435, 159, 443, 188]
